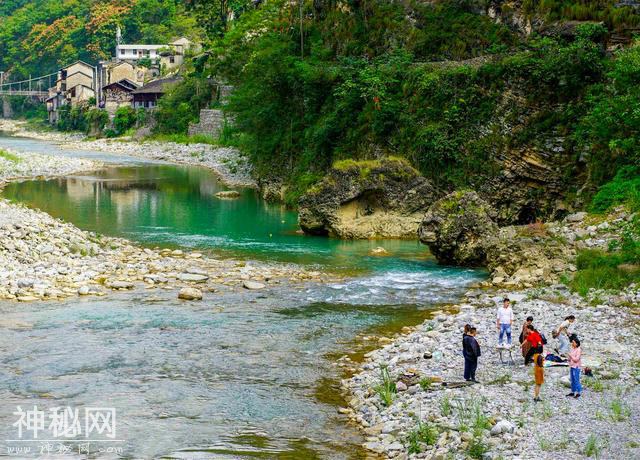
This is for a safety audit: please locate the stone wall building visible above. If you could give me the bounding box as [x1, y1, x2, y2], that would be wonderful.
[103, 79, 138, 116]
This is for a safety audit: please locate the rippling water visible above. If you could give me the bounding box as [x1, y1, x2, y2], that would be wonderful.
[0, 135, 484, 458]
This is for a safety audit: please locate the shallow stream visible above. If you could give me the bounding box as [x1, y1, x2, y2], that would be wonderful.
[0, 135, 484, 458]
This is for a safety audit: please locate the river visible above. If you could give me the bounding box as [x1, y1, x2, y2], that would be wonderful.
[0, 135, 484, 458]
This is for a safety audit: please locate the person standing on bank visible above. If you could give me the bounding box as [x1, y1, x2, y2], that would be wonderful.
[463, 326, 481, 383]
[567, 337, 583, 398]
[554, 315, 576, 356]
[497, 297, 514, 348]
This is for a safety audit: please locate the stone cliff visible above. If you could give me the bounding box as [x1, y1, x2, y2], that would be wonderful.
[298, 157, 439, 238]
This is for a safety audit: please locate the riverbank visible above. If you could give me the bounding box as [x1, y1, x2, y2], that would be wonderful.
[341, 285, 640, 459]
[0, 146, 98, 184]
[0, 140, 333, 302]
[0, 197, 335, 302]
[0, 119, 254, 188]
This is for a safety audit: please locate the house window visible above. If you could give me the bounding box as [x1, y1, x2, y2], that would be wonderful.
[169, 56, 175, 64]
[132, 49, 137, 55]
[120, 49, 125, 56]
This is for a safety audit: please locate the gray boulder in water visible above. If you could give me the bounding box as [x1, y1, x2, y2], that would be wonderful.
[418, 190, 498, 266]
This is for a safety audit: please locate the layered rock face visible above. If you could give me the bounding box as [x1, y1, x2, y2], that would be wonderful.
[298, 157, 438, 238]
[418, 190, 594, 286]
[477, 87, 579, 225]
[418, 191, 498, 266]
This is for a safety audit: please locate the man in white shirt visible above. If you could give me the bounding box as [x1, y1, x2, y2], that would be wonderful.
[496, 297, 514, 348]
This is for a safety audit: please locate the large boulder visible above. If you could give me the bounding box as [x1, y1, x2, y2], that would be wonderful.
[298, 157, 438, 239]
[418, 191, 498, 266]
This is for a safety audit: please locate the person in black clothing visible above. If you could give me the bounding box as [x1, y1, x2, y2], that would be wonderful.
[463, 326, 481, 383]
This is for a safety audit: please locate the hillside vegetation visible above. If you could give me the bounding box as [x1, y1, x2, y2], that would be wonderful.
[0, 0, 201, 78]
[167, 0, 639, 215]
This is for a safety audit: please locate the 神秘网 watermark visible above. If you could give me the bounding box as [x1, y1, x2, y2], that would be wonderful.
[6, 406, 124, 456]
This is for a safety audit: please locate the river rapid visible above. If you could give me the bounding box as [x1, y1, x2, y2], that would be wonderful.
[0, 134, 484, 458]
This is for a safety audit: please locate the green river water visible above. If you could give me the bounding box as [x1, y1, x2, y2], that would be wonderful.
[0, 135, 484, 459]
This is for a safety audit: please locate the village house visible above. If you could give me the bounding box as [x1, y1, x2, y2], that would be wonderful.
[102, 79, 139, 116]
[46, 60, 97, 123]
[114, 27, 196, 73]
[131, 76, 181, 109]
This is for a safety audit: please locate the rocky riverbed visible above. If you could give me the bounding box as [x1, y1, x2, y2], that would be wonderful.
[0, 128, 332, 302]
[0, 119, 254, 188]
[0, 198, 334, 302]
[341, 286, 640, 459]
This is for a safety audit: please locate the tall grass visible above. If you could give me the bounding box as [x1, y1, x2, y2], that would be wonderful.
[373, 365, 397, 407]
[405, 419, 438, 454]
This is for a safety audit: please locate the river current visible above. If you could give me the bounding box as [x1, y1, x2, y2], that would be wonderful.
[0, 135, 484, 458]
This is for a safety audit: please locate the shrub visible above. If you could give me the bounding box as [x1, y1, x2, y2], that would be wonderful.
[85, 108, 109, 135]
[113, 106, 138, 134]
[154, 77, 215, 134]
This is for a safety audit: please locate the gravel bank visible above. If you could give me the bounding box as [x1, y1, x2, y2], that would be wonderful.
[0, 146, 98, 184]
[342, 286, 640, 459]
[0, 119, 254, 188]
[0, 198, 335, 302]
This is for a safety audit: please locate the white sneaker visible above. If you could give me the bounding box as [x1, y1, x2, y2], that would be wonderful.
[497, 343, 504, 349]
[505, 343, 513, 349]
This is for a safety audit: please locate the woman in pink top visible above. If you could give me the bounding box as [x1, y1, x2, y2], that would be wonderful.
[567, 337, 582, 398]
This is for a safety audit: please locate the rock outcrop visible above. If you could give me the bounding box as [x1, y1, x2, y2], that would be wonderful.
[419, 191, 633, 287]
[298, 157, 439, 239]
[418, 191, 498, 266]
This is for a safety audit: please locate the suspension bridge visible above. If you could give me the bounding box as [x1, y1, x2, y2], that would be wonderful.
[0, 72, 58, 100]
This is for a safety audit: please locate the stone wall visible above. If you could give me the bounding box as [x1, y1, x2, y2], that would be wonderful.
[188, 109, 225, 138]
[2, 97, 13, 118]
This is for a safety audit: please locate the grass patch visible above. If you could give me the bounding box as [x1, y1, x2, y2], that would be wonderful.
[583, 377, 605, 392]
[487, 373, 512, 385]
[584, 434, 604, 458]
[143, 133, 219, 145]
[569, 230, 640, 296]
[610, 398, 631, 421]
[419, 377, 435, 390]
[405, 419, 438, 454]
[539, 433, 570, 452]
[440, 395, 452, 416]
[590, 166, 640, 213]
[453, 397, 490, 433]
[467, 436, 489, 459]
[373, 365, 397, 407]
[0, 149, 21, 163]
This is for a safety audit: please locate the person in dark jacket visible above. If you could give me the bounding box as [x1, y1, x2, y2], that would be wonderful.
[463, 326, 481, 383]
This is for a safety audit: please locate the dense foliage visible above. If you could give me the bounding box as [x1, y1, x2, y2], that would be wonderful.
[0, 0, 201, 79]
[153, 77, 216, 134]
[171, 0, 639, 210]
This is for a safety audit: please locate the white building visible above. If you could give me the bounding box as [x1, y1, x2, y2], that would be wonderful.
[115, 44, 165, 62]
